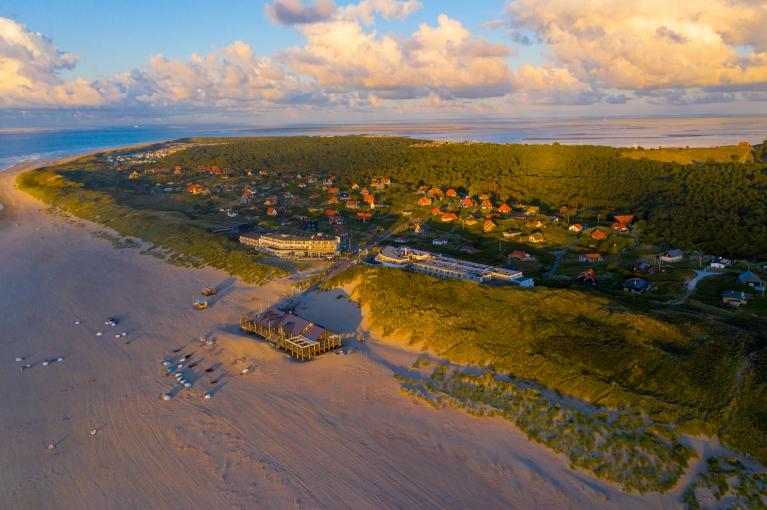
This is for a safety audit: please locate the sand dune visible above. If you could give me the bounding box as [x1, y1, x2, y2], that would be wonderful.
[0, 165, 696, 509]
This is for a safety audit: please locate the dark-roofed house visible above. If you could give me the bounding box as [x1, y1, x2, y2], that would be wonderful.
[368, 224, 384, 235]
[623, 278, 648, 293]
[660, 249, 683, 262]
[627, 262, 655, 275]
[736, 271, 762, 287]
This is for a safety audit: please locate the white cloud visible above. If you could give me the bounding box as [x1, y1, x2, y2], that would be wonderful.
[340, 0, 423, 26]
[0, 17, 122, 108]
[505, 0, 767, 91]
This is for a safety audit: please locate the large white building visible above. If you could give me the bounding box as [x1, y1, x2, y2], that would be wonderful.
[250, 233, 340, 259]
[376, 246, 532, 285]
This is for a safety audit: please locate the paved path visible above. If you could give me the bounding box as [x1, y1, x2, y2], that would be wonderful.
[671, 268, 716, 304]
[549, 240, 578, 275]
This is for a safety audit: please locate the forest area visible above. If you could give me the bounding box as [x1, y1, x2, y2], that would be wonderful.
[163, 136, 767, 260]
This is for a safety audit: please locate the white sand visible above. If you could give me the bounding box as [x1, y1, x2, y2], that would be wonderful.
[0, 162, 700, 509]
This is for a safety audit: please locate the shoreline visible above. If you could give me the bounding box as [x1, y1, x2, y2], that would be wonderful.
[0, 139, 171, 174]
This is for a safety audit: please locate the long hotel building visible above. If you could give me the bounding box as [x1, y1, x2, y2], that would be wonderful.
[243, 233, 340, 259]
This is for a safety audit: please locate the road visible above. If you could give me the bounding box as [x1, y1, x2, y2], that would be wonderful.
[671, 268, 717, 304]
[549, 240, 578, 275]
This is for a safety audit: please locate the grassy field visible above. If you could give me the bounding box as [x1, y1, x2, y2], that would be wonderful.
[621, 146, 753, 165]
[322, 265, 767, 465]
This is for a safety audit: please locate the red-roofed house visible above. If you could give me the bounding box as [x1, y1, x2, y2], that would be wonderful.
[329, 196, 339, 204]
[577, 268, 597, 283]
[442, 213, 458, 222]
[481, 200, 493, 209]
[446, 189, 457, 197]
[418, 196, 433, 206]
[325, 209, 339, 217]
[356, 212, 372, 222]
[328, 187, 340, 195]
[363, 194, 375, 203]
[611, 222, 629, 233]
[267, 207, 278, 216]
[569, 224, 583, 232]
[483, 220, 497, 232]
[329, 216, 345, 225]
[510, 250, 533, 261]
[461, 198, 473, 208]
[591, 229, 607, 241]
[346, 200, 360, 209]
[579, 253, 603, 262]
[432, 207, 444, 215]
[498, 203, 512, 213]
[429, 188, 444, 196]
[614, 214, 634, 225]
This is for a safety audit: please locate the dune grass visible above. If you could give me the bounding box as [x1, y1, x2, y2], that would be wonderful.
[17, 164, 287, 285]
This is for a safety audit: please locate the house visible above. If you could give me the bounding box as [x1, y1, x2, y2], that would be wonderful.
[267, 208, 278, 216]
[240, 195, 251, 204]
[309, 193, 320, 199]
[307, 207, 320, 213]
[465, 216, 478, 225]
[569, 224, 583, 232]
[628, 262, 654, 275]
[722, 290, 748, 306]
[479, 194, 489, 200]
[710, 257, 732, 269]
[280, 218, 293, 226]
[329, 196, 339, 204]
[623, 278, 648, 293]
[579, 253, 603, 262]
[461, 198, 474, 208]
[433, 236, 449, 246]
[325, 209, 340, 217]
[402, 210, 414, 216]
[429, 188, 444, 197]
[305, 220, 319, 231]
[511, 214, 528, 221]
[738, 141, 751, 147]
[446, 189, 457, 197]
[460, 246, 481, 254]
[577, 268, 597, 284]
[481, 200, 493, 209]
[529, 232, 545, 243]
[368, 224, 384, 235]
[498, 203, 513, 213]
[737, 271, 762, 288]
[363, 194, 375, 203]
[416, 185, 429, 194]
[259, 170, 268, 175]
[356, 212, 372, 222]
[128, 171, 140, 179]
[328, 187, 340, 195]
[418, 196, 434, 206]
[432, 207, 444, 216]
[395, 236, 409, 243]
[346, 200, 360, 209]
[486, 213, 501, 219]
[329, 216, 346, 225]
[526, 206, 540, 215]
[381, 178, 391, 186]
[298, 182, 306, 188]
[360, 187, 369, 195]
[442, 213, 458, 222]
[660, 249, 683, 262]
[591, 229, 607, 241]
[333, 227, 347, 236]
[611, 222, 629, 233]
[483, 220, 497, 232]
[510, 250, 534, 261]
[614, 214, 634, 225]
[515, 276, 535, 287]
[526, 220, 544, 228]
[503, 229, 522, 238]
[351, 183, 359, 189]
[187, 184, 204, 194]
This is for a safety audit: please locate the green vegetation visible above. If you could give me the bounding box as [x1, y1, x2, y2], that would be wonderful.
[681, 457, 767, 509]
[397, 366, 696, 493]
[621, 146, 753, 165]
[17, 163, 286, 285]
[161, 136, 767, 259]
[323, 266, 767, 466]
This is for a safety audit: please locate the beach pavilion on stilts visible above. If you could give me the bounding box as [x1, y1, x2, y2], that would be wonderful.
[240, 307, 341, 361]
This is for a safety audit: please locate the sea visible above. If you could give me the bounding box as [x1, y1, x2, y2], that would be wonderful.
[2, 116, 767, 171]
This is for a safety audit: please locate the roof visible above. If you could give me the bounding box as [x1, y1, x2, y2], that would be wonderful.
[623, 278, 647, 290]
[737, 271, 762, 284]
[664, 249, 683, 258]
[591, 229, 607, 240]
[614, 214, 634, 225]
[498, 203, 512, 212]
[581, 253, 602, 260]
[578, 268, 597, 281]
[442, 213, 458, 220]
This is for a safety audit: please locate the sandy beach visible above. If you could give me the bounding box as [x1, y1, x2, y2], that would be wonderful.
[0, 160, 708, 509]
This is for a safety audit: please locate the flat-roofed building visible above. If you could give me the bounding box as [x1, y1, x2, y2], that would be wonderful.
[253, 233, 339, 259]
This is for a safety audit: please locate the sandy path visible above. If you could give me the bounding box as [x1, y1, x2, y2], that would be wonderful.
[0, 166, 694, 509]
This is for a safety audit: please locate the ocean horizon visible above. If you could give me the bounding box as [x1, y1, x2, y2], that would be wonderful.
[2, 116, 767, 171]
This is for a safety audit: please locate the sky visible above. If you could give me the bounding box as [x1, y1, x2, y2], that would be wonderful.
[1, 0, 767, 127]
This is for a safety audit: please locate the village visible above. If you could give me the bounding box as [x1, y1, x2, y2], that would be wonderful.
[106, 143, 767, 316]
